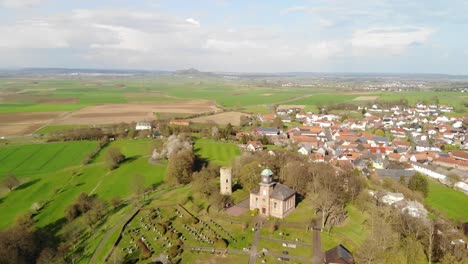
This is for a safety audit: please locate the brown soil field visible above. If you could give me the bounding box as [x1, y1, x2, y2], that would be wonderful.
[0, 94, 50, 102]
[190, 111, 251, 126]
[0, 112, 66, 136]
[353, 96, 379, 101]
[55, 101, 220, 125]
[0, 112, 65, 123]
[0, 123, 43, 136]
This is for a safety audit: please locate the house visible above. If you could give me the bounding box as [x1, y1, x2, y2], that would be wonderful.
[246, 141, 264, 152]
[298, 145, 312, 156]
[325, 244, 354, 264]
[250, 169, 296, 219]
[254, 127, 280, 136]
[451, 150, 468, 162]
[260, 113, 276, 123]
[376, 169, 416, 182]
[135, 122, 152, 131]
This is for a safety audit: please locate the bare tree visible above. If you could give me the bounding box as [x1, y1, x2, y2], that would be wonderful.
[1, 173, 20, 191]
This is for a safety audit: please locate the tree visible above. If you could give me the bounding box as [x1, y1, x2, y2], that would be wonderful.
[239, 160, 262, 191]
[224, 123, 234, 138]
[165, 149, 194, 185]
[408, 173, 429, 197]
[1, 173, 20, 191]
[272, 117, 284, 129]
[374, 129, 385, 137]
[313, 189, 345, 231]
[446, 173, 460, 188]
[399, 175, 406, 186]
[132, 174, 146, 199]
[104, 147, 125, 170]
[192, 167, 217, 198]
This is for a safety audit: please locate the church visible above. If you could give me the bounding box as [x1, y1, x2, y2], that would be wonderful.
[249, 169, 296, 219]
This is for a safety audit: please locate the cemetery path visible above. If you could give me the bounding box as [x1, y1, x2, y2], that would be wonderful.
[312, 219, 324, 264]
[259, 236, 313, 247]
[248, 218, 263, 264]
[183, 246, 246, 255]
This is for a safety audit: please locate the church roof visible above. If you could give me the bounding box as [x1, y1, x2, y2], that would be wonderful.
[271, 183, 295, 200]
[261, 169, 274, 176]
[252, 182, 295, 201]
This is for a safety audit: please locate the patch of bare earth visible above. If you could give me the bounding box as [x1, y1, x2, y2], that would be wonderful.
[353, 96, 379, 101]
[0, 112, 66, 136]
[190, 111, 251, 126]
[55, 101, 220, 125]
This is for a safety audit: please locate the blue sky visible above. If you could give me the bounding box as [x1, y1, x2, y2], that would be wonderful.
[0, 0, 467, 74]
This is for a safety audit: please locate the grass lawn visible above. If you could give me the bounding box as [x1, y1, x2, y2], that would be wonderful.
[425, 179, 468, 222]
[320, 204, 368, 252]
[0, 141, 98, 177]
[33, 125, 92, 134]
[194, 138, 241, 166]
[93, 138, 154, 162]
[257, 238, 313, 259]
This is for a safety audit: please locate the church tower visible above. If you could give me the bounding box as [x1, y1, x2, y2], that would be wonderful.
[220, 167, 232, 195]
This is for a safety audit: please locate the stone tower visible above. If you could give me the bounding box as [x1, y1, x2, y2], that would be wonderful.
[220, 167, 232, 195]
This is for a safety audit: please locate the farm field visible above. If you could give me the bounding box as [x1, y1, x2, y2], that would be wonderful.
[53, 101, 220, 125]
[0, 141, 98, 177]
[425, 179, 468, 222]
[190, 111, 251, 126]
[0, 138, 166, 229]
[194, 138, 241, 166]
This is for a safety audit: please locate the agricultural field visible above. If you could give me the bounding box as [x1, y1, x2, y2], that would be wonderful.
[193, 138, 241, 166]
[190, 111, 251, 126]
[0, 139, 166, 230]
[0, 141, 98, 177]
[425, 179, 468, 222]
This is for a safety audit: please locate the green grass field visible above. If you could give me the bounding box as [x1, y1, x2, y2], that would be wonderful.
[0, 141, 98, 177]
[33, 125, 91, 134]
[194, 138, 241, 166]
[0, 139, 166, 229]
[425, 179, 468, 222]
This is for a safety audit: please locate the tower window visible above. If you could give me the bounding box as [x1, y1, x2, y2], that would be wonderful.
[226, 179, 228, 183]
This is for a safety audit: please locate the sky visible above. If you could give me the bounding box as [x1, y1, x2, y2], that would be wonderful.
[0, 0, 467, 74]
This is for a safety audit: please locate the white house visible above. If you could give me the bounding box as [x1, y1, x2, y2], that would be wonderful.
[136, 122, 152, 131]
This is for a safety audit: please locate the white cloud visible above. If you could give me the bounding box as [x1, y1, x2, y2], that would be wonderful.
[185, 18, 200, 27]
[351, 26, 434, 55]
[282, 6, 308, 14]
[305, 41, 346, 59]
[0, 20, 68, 48]
[0, 0, 45, 8]
[317, 19, 335, 28]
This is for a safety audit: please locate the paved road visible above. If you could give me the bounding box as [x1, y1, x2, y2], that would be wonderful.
[248, 218, 263, 264]
[311, 219, 324, 264]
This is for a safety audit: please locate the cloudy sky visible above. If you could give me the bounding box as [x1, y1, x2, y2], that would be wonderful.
[1, 0, 467, 73]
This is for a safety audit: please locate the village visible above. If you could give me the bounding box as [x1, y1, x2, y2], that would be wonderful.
[116, 100, 467, 264]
